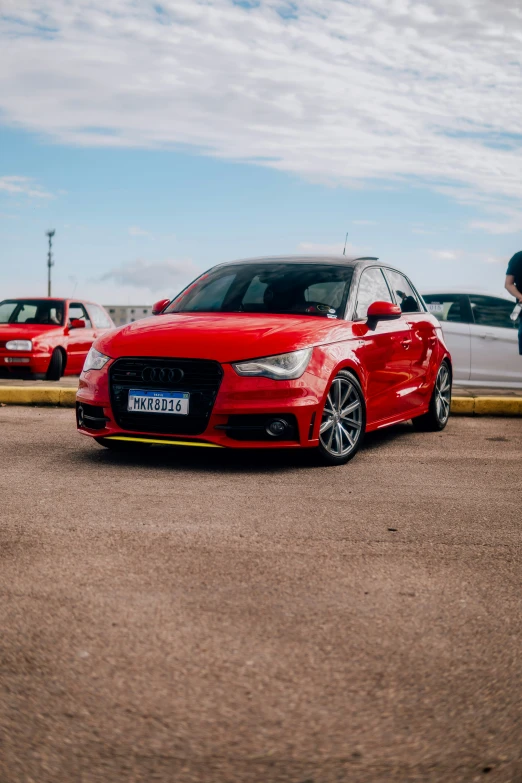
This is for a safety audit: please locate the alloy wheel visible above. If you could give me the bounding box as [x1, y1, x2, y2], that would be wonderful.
[319, 376, 363, 458]
[435, 364, 451, 424]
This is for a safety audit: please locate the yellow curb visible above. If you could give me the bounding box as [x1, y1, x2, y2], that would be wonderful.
[451, 396, 522, 416]
[0, 386, 76, 407]
[473, 396, 522, 416]
[0, 387, 520, 416]
[450, 397, 475, 415]
[59, 388, 77, 407]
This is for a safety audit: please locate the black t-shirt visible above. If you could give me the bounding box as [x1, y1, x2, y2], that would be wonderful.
[506, 251, 522, 293]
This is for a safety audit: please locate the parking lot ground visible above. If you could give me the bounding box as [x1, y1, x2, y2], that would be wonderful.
[1, 407, 522, 783]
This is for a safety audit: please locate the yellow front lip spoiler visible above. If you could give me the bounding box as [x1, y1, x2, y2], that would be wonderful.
[105, 436, 224, 449]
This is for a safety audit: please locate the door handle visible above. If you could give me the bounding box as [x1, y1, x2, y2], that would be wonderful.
[479, 332, 496, 340]
[400, 339, 412, 349]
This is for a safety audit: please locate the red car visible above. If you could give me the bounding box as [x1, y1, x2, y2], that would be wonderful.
[0, 298, 114, 380]
[77, 257, 452, 465]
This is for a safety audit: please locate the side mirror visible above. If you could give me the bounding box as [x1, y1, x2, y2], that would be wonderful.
[367, 301, 402, 320]
[152, 298, 171, 315]
[69, 318, 86, 329]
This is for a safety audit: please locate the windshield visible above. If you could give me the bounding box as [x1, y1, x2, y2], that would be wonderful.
[0, 300, 65, 326]
[167, 263, 354, 318]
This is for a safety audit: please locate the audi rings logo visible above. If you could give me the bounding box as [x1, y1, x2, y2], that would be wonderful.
[142, 366, 184, 384]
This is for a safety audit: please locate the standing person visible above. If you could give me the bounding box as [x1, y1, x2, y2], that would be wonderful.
[505, 251, 522, 355]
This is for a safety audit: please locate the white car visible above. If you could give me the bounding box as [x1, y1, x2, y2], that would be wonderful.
[421, 289, 522, 388]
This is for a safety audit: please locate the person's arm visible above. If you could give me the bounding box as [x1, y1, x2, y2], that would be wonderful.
[505, 274, 522, 303]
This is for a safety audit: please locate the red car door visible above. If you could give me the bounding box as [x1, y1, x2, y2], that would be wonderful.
[351, 267, 414, 424]
[384, 269, 439, 411]
[65, 302, 96, 374]
[404, 311, 439, 409]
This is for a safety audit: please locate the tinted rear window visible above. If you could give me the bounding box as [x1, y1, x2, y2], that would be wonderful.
[423, 294, 465, 323]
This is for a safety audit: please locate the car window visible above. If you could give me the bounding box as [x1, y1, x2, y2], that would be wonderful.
[177, 273, 236, 312]
[354, 267, 393, 319]
[69, 303, 92, 328]
[469, 295, 518, 330]
[5, 303, 38, 323]
[87, 304, 113, 329]
[242, 275, 346, 311]
[385, 269, 421, 313]
[422, 294, 466, 323]
[243, 275, 268, 305]
[306, 281, 346, 309]
[0, 300, 65, 325]
[168, 263, 354, 318]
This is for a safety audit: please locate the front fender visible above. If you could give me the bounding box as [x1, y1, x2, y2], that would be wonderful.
[308, 340, 367, 399]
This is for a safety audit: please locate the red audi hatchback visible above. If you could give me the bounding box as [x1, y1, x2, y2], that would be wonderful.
[0, 298, 114, 380]
[77, 257, 452, 465]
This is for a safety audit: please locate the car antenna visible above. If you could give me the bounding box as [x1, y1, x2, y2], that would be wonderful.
[343, 232, 349, 256]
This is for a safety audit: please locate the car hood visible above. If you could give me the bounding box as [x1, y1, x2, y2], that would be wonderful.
[96, 313, 354, 363]
[0, 323, 64, 342]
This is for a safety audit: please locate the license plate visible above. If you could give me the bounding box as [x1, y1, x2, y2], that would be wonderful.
[127, 389, 190, 415]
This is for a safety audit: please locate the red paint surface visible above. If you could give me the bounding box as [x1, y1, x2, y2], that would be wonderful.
[0, 299, 114, 376]
[78, 308, 450, 450]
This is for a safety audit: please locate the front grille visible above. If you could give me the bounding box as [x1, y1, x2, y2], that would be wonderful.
[109, 357, 223, 435]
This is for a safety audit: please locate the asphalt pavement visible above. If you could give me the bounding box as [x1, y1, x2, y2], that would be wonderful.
[1, 407, 521, 783]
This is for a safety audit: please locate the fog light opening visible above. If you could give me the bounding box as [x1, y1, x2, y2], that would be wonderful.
[266, 418, 289, 438]
[77, 405, 85, 427]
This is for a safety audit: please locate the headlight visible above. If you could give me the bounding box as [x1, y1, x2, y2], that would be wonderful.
[82, 347, 111, 372]
[6, 340, 32, 351]
[232, 348, 312, 380]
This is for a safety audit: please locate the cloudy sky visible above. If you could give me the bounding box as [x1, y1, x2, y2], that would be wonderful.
[1, 0, 521, 303]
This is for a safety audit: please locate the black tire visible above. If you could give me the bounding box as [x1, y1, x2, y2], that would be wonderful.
[316, 369, 366, 466]
[412, 360, 451, 432]
[45, 348, 64, 381]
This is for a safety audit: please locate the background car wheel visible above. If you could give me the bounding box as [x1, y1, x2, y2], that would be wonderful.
[412, 360, 452, 432]
[316, 370, 366, 466]
[45, 348, 64, 381]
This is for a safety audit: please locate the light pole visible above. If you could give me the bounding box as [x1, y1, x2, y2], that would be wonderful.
[46, 229, 55, 296]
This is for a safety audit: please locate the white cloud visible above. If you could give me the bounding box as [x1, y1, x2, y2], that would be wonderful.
[297, 240, 371, 258]
[1, 0, 522, 224]
[429, 250, 461, 261]
[469, 216, 522, 235]
[0, 175, 53, 199]
[101, 258, 202, 293]
[412, 227, 435, 236]
[128, 225, 151, 237]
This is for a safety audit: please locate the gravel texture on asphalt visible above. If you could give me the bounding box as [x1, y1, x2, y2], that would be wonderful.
[1, 407, 521, 783]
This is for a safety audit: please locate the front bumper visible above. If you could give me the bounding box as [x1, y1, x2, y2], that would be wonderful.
[0, 351, 51, 376]
[77, 357, 329, 449]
